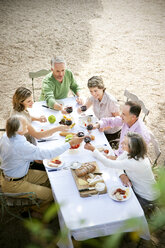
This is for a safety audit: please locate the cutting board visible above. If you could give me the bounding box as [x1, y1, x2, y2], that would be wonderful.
[71, 161, 107, 197]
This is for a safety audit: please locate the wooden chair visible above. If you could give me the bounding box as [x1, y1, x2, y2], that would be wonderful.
[0, 170, 41, 223]
[0, 188, 42, 223]
[148, 130, 161, 167]
[124, 89, 149, 121]
[29, 69, 50, 101]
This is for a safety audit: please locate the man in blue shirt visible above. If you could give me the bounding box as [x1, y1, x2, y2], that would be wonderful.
[0, 115, 83, 213]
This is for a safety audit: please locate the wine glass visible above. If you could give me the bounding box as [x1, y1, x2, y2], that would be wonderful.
[66, 106, 73, 114]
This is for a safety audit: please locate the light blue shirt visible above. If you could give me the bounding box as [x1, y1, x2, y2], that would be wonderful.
[0, 133, 70, 178]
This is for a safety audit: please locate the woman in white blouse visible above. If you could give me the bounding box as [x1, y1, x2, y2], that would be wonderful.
[78, 76, 121, 144]
[84, 132, 158, 206]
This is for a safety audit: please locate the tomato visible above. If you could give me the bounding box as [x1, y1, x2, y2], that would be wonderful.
[71, 144, 80, 149]
[54, 160, 61, 164]
[104, 149, 109, 154]
[41, 129, 44, 131]
[51, 159, 61, 164]
[123, 195, 127, 199]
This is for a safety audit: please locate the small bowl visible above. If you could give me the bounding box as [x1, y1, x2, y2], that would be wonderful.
[70, 162, 81, 169]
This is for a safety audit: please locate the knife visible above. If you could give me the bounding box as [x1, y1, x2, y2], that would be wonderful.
[48, 169, 60, 172]
[37, 138, 58, 142]
[93, 172, 103, 175]
[79, 187, 95, 192]
[42, 105, 55, 110]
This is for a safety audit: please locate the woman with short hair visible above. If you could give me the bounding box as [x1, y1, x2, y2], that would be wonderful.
[84, 132, 158, 206]
[78, 76, 121, 143]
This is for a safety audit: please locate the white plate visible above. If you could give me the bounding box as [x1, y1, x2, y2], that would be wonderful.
[70, 162, 82, 169]
[96, 144, 111, 155]
[78, 115, 98, 128]
[43, 158, 64, 169]
[108, 186, 131, 202]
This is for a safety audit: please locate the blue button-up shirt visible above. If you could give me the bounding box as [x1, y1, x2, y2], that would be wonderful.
[0, 133, 70, 178]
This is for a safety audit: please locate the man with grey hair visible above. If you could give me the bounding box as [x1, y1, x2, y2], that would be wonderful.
[40, 56, 83, 111]
[0, 115, 83, 214]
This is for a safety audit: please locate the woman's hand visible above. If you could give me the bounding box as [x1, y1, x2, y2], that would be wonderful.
[106, 155, 117, 160]
[84, 143, 95, 152]
[93, 123, 100, 129]
[61, 108, 67, 115]
[99, 126, 111, 132]
[77, 107, 82, 114]
[120, 174, 132, 187]
[39, 115, 47, 123]
[76, 97, 83, 105]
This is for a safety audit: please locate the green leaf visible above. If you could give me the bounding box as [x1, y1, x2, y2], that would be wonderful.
[43, 203, 60, 223]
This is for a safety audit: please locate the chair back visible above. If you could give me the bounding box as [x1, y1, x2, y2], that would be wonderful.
[29, 69, 51, 101]
[124, 89, 149, 121]
[148, 130, 161, 167]
[0, 169, 41, 222]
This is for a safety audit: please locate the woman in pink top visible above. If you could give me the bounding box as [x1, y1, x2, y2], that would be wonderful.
[78, 76, 121, 144]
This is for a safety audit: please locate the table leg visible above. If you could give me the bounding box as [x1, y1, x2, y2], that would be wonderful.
[57, 209, 74, 248]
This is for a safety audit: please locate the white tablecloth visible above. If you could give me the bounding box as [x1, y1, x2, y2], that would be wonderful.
[29, 98, 150, 248]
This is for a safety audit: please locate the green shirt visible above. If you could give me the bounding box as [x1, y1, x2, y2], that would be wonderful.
[40, 69, 79, 108]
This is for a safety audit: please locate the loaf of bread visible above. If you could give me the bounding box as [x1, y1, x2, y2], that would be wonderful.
[75, 163, 96, 177]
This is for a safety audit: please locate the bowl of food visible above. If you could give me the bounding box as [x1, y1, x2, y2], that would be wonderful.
[65, 134, 81, 153]
[96, 144, 111, 156]
[70, 161, 81, 169]
[59, 115, 75, 128]
[78, 115, 97, 128]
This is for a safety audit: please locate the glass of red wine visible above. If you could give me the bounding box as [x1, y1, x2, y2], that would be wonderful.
[66, 106, 73, 114]
[80, 105, 87, 112]
[77, 131, 85, 137]
[65, 120, 72, 126]
[87, 124, 93, 131]
[84, 136, 91, 143]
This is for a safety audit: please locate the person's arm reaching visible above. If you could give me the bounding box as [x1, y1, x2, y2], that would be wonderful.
[27, 124, 69, 139]
[99, 116, 123, 130]
[17, 136, 84, 161]
[77, 98, 92, 114]
[31, 115, 47, 123]
[84, 143, 132, 186]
